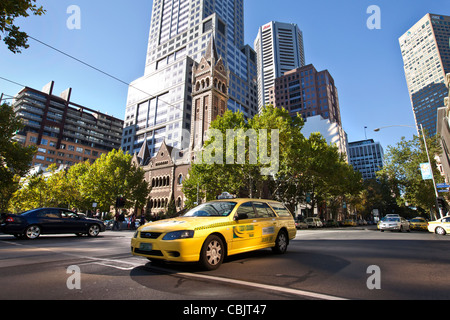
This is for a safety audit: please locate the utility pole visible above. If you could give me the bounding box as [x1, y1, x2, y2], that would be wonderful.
[419, 124, 442, 219]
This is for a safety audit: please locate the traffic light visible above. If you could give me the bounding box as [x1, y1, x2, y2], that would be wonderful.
[437, 197, 446, 209]
[116, 197, 126, 208]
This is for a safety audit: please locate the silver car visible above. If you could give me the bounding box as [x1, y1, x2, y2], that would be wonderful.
[378, 216, 410, 232]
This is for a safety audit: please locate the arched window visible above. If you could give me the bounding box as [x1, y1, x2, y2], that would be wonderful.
[178, 174, 183, 185]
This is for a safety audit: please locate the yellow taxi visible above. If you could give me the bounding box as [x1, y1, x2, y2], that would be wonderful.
[409, 217, 428, 231]
[427, 215, 450, 235]
[342, 219, 357, 226]
[131, 199, 297, 270]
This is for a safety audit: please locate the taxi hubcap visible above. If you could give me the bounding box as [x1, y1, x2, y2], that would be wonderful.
[279, 234, 287, 251]
[206, 240, 222, 265]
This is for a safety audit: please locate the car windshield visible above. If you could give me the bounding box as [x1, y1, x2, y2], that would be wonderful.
[411, 218, 424, 222]
[183, 201, 237, 217]
[384, 217, 400, 222]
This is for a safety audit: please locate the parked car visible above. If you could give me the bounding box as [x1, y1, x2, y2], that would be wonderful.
[378, 216, 410, 232]
[295, 219, 308, 229]
[409, 217, 428, 231]
[0, 208, 106, 239]
[304, 217, 323, 228]
[324, 219, 339, 227]
[342, 219, 357, 226]
[427, 215, 450, 235]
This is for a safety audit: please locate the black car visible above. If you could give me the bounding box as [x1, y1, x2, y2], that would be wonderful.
[0, 208, 106, 239]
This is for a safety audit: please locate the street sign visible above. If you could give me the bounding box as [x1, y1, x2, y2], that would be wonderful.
[437, 183, 450, 188]
[420, 163, 433, 180]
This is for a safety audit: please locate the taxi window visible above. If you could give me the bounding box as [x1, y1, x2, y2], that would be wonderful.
[268, 202, 292, 217]
[183, 201, 237, 217]
[253, 202, 276, 218]
[236, 202, 257, 219]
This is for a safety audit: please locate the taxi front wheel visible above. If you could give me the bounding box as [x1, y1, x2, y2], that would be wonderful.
[200, 235, 225, 270]
[272, 230, 288, 254]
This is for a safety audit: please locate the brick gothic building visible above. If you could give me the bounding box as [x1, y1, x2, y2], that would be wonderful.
[132, 36, 229, 217]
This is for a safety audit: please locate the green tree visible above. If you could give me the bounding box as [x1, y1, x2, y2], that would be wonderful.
[0, 103, 36, 212]
[0, 0, 46, 53]
[184, 110, 251, 202]
[182, 105, 362, 217]
[377, 133, 443, 217]
[81, 149, 150, 212]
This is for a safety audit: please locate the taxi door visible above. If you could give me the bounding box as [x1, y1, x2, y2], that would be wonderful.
[231, 202, 262, 251]
[252, 201, 277, 245]
[441, 217, 450, 233]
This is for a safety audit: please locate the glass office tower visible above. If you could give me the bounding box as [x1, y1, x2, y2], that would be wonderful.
[348, 139, 384, 181]
[399, 13, 450, 136]
[122, 0, 258, 157]
[254, 21, 305, 110]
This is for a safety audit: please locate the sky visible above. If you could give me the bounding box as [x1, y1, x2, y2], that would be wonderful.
[0, 0, 449, 152]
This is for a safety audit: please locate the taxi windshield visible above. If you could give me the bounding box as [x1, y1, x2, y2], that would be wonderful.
[183, 201, 237, 217]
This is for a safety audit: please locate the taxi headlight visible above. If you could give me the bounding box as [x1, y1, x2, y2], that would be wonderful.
[163, 230, 195, 240]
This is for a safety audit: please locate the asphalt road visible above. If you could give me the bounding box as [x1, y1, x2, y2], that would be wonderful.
[1, 226, 449, 303]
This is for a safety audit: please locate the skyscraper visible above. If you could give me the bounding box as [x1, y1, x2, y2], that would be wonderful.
[399, 13, 450, 136]
[254, 21, 305, 110]
[348, 139, 384, 181]
[269, 64, 342, 126]
[122, 0, 258, 157]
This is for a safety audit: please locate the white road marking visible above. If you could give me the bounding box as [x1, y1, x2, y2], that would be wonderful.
[173, 271, 348, 300]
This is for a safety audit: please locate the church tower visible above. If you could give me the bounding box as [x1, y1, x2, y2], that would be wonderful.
[190, 36, 229, 156]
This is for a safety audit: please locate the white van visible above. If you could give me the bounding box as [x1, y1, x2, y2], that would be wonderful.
[305, 217, 323, 228]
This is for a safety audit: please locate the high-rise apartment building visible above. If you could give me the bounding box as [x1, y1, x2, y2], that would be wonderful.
[399, 13, 450, 136]
[122, 0, 258, 157]
[348, 139, 384, 181]
[12, 81, 124, 169]
[254, 21, 305, 110]
[269, 64, 342, 126]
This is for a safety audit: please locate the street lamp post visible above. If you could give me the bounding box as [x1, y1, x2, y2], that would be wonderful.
[374, 124, 442, 219]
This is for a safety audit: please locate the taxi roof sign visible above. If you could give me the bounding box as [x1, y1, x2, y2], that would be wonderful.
[217, 192, 235, 199]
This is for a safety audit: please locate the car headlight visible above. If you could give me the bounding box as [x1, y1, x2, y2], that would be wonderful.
[162, 230, 195, 240]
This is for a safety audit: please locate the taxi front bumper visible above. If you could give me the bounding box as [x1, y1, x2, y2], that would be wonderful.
[131, 235, 204, 262]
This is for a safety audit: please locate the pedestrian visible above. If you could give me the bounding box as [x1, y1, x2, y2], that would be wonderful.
[95, 209, 101, 220]
[130, 213, 136, 230]
[113, 211, 121, 231]
[140, 214, 146, 226]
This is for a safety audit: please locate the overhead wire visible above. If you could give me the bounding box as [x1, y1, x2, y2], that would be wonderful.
[26, 35, 185, 114]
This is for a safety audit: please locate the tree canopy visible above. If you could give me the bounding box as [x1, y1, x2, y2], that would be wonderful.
[0, 103, 36, 212]
[0, 0, 45, 53]
[183, 106, 362, 217]
[377, 133, 443, 218]
[9, 149, 150, 213]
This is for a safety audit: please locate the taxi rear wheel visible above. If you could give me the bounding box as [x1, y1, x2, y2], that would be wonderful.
[272, 230, 288, 254]
[436, 227, 446, 235]
[200, 235, 224, 270]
